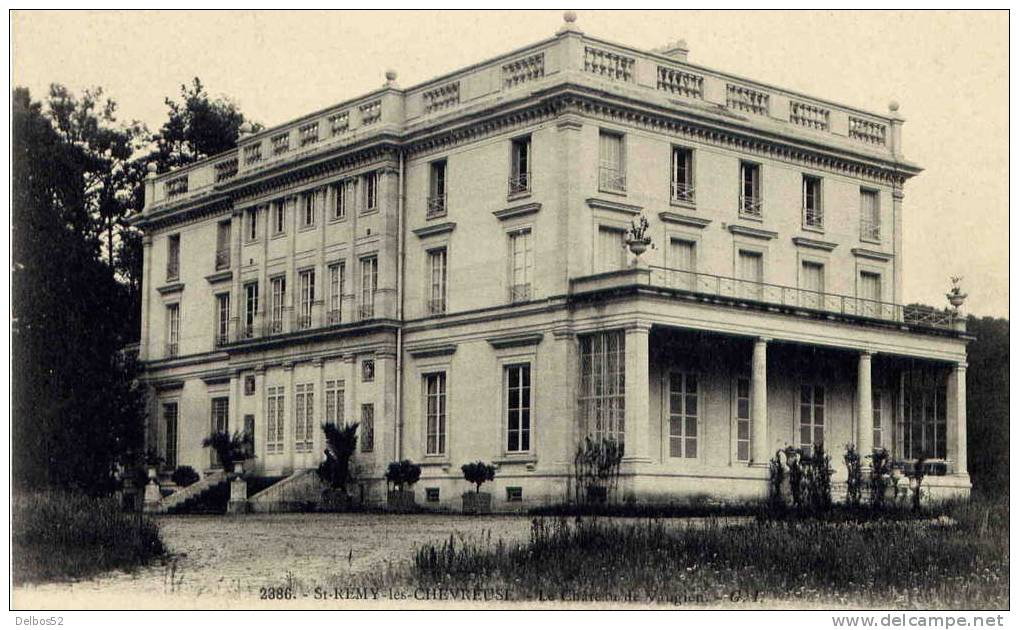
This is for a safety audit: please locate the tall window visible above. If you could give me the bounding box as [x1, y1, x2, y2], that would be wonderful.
[509, 228, 533, 302]
[668, 372, 699, 458]
[738, 250, 764, 300]
[800, 261, 825, 309]
[509, 136, 531, 195]
[332, 180, 354, 220]
[799, 384, 825, 453]
[165, 303, 180, 357]
[428, 160, 447, 217]
[272, 199, 287, 235]
[266, 385, 285, 454]
[427, 248, 447, 315]
[325, 379, 345, 426]
[360, 255, 378, 318]
[739, 162, 762, 218]
[668, 238, 696, 290]
[860, 189, 880, 241]
[166, 234, 180, 281]
[506, 364, 532, 452]
[215, 293, 230, 346]
[598, 130, 626, 192]
[246, 207, 259, 241]
[243, 415, 255, 453]
[294, 383, 314, 453]
[735, 377, 751, 462]
[859, 271, 882, 317]
[362, 359, 375, 382]
[328, 262, 344, 324]
[597, 226, 627, 273]
[873, 391, 884, 450]
[362, 172, 378, 213]
[802, 175, 824, 229]
[163, 402, 179, 469]
[298, 269, 315, 329]
[300, 191, 316, 228]
[579, 331, 626, 443]
[424, 372, 447, 456]
[270, 275, 286, 334]
[243, 282, 259, 338]
[671, 146, 694, 204]
[215, 221, 231, 270]
[361, 404, 375, 453]
[901, 370, 947, 460]
[210, 397, 229, 466]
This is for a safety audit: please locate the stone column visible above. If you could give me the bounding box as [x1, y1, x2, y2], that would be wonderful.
[230, 209, 243, 340]
[139, 235, 153, 360]
[856, 351, 874, 464]
[892, 185, 904, 310]
[313, 358, 325, 462]
[623, 323, 651, 463]
[377, 349, 398, 465]
[254, 365, 266, 463]
[284, 362, 295, 473]
[750, 338, 769, 466]
[947, 363, 968, 475]
[552, 328, 579, 466]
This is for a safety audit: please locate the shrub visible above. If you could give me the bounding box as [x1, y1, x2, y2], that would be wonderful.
[316, 422, 359, 493]
[201, 430, 251, 471]
[869, 448, 892, 510]
[385, 460, 422, 492]
[170, 465, 200, 488]
[573, 436, 624, 504]
[843, 444, 863, 507]
[803, 442, 833, 513]
[461, 461, 496, 493]
[12, 490, 164, 584]
[784, 447, 804, 509]
[767, 450, 786, 510]
[910, 456, 927, 512]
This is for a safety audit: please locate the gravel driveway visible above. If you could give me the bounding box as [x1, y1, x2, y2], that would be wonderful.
[14, 512, 536, 609]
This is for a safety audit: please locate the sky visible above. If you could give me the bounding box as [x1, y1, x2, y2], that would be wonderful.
[11, 10, 1009, 318]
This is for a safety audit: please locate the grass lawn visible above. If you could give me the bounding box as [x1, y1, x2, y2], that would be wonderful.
[409, 495, 1008, 609]
[12, 490, 164, 584]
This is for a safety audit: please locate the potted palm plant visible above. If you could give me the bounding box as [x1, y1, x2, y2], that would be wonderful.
[625, 214, 653, 257]
[461, 461, 496, 514]
[202, 430, 251, 478]
[316, 422, 359, 511]
[385, 459, 422, 512]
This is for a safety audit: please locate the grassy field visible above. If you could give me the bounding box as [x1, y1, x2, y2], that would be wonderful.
[411, 496, 1008, 609]
[12, 490, 164, 584]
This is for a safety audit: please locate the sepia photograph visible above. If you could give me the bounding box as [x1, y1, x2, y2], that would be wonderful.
[8, 8, 1011, 620]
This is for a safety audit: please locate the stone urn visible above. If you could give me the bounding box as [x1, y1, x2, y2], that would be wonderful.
[947, 290, 967, 309]
[387, 489, 417, 512]
[626, 237, 651, 257]
[461, 491, 492, 515]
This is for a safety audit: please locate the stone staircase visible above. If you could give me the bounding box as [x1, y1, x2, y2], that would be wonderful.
[150, 470, 228, 514]
[248, 469, 325, 513]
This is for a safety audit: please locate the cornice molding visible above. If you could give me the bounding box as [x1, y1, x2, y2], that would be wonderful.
[406, 343, 458, 358]
[727, 224, 778, 240]
[205, 270, 233, 285]
[493, 202, 541, 221]
[156, 282, 185, 295]
[486, 332, 544, 349]
[792, 236, 838, 252]
[586, 197, 642, 216]
[658, 211, 711, 229]
[851, 247, 894, 262]
[413, 222, 457, 238]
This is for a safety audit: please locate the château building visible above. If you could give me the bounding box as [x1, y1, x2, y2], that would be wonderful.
[132, 12, 970, 511]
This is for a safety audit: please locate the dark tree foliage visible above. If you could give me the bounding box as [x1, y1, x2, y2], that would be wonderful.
[965, 315, 1009, 496]
[12, 88, 145, 494]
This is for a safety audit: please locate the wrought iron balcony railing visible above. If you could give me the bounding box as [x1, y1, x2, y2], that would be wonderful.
[426, 195, 447, 218]
[860, 219, 881, 242]
[671, 181, 695, 204]
[739, 195, 763, 219]
[510, 283, 532, 303]
[647, 266, 958, 330]
[508, 172, 531, 195]
[359, 302, 375, 320]
[214, 249, 230, 271]
[166, 261, 180, 282]
[165, 342, 179, 358]
[599, 166, 626, 193]
[327, 309, 342, 325]
[427, 298, 447, 315]
[214, 332, 230, 348]
[803, 205, 824, 229]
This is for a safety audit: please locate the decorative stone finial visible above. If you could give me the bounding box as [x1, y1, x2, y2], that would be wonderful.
[147, 162, 157, 174]
[946, 276, 967, 312]
[238, 121, 253, 136]
[564, 10, 577, 23]
[888, 100, 900, 113]
[385, 69, 398, 82]
[558, 10, 581, 34]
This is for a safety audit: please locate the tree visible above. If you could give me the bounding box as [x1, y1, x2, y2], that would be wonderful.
[316, 423, 360, 493]
[12, 87, 145, 494]
[965, 315, 1009, 497]
[461, 461, 496, 493]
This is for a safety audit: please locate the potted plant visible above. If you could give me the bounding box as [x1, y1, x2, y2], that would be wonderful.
[625, 214, 653, 257]
[460, 461, 496, 514]
[144, 449, 163, 482]
[385, 459, 422, 512]
[946, 276, 967, 309]
[202, 430, 252, 478]
[316, 422, 359, 511]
